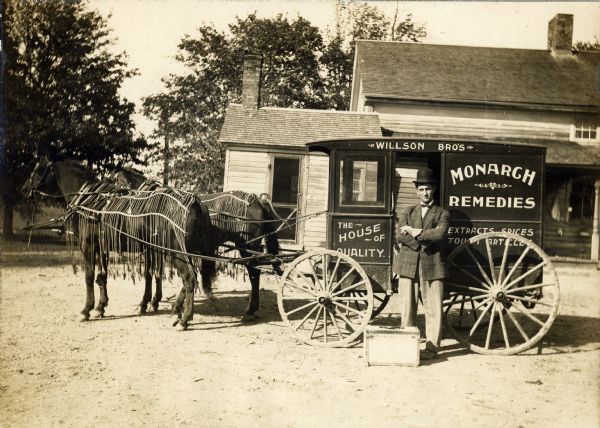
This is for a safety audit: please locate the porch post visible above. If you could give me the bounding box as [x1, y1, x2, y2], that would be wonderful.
[592, 180, 600, 261]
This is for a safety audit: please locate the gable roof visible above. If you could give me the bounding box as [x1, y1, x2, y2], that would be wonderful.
[219, 104, 382, 147]
[353, 40, 600, 110]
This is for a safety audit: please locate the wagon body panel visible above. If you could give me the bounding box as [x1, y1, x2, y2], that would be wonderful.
[298, 137, 558, 354]
[309, 137, 546, 285]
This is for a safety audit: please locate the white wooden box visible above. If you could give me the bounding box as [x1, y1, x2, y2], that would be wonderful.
[364, 326, 420, 367]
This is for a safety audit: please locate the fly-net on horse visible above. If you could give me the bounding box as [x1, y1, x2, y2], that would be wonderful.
[23, 158, 214, 329]
[200, 190, 280, 256]
[68, 181, 204, 277]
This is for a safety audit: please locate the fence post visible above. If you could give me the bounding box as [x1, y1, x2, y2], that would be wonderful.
[592, 180, 600, 261]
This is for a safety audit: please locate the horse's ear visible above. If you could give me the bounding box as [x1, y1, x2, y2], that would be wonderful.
[37, 154, 50, 166]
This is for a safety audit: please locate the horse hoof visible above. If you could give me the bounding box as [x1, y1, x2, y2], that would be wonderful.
[199, 290, 214, 300]
[176, 322, 188, 331]
[151, 304, 160, 312]
[242, 314, 257, 322]
[79, 313, 90, 322]
[91, 311, 105, 319]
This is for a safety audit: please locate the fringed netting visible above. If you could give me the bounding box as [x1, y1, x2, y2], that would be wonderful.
[66, 180, 198, 280]
[199, 191, 260, 280]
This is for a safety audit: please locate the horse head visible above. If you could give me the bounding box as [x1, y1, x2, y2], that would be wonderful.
[111, 166, 148, 190]
[22, 157, 97, 203]
[21, 156, 53, 198]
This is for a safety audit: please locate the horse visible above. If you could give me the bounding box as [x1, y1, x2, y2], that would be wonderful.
[22, 157, 215, 330]
[114, 166, 282, 321]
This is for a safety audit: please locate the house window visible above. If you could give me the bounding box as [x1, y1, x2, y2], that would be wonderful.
[573, 119, 599, 142]
[271, 156, 300, 241]
[569, 180, 595, 221]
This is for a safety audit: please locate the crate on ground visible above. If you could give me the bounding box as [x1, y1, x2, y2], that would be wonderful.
[364, 325, 420, 367]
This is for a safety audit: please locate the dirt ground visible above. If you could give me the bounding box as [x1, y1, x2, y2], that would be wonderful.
[1, 251, 599, 428]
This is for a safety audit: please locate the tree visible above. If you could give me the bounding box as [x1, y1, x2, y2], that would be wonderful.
[574, 37, 600, 52]
[1, 0, 147, 238]
[321, 2, 427, 110]
[143, 4, 427, 192]
[143, 14, 328, 193]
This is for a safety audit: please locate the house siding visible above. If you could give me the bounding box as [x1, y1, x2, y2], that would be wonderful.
[223, 150, 270, 195]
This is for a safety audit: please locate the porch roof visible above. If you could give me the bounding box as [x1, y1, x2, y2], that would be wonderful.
[219, 104, 382, 147]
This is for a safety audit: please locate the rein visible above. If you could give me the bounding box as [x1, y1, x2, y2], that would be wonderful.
[34, 189, 126, 199]
[208, 209, 328, 224]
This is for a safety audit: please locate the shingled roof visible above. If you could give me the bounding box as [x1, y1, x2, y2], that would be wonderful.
[219, 104, 382, 147]
[353, 40, 600, 109]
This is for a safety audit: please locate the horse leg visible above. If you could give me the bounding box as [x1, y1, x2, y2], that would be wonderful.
[170, 288, 185, 319]
[242, 265, 261, 322]
[151, 274, 163, 312]
[93, 249, 109, 318]
[173, 258, 196, 331]
[138, 249, 154, 315]
[150, 253, 164, 311]
[199, 260, 214, 299]
[138, 266, 153, 315]
[80, 243, 96, 322]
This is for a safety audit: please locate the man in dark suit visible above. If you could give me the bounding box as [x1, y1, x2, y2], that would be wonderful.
[393, 167, 449, 360]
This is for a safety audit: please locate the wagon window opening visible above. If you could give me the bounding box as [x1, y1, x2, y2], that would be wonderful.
[339, 156, 385, 206]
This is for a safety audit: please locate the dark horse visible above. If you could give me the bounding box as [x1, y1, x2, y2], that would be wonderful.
[114, 167, 282, 321]
[22, 158, 215, 330]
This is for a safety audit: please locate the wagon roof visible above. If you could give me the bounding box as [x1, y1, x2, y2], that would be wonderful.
[307, 136, 546, 153]
[353, 40, 600, 110]
[307, 137, 600, 169]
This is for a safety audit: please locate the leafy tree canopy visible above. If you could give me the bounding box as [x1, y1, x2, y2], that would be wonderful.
[143, 3, 426, 193]
[2, 0, 147, 236]
[574, 37, 600, 52]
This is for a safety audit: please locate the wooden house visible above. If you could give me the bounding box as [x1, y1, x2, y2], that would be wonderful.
[219, 14, 600, 259]
[220, 56, 381, 247]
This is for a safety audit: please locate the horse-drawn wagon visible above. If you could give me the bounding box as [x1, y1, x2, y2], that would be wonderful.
[22, 137, 559, 355]
[276, 137, 559, 355]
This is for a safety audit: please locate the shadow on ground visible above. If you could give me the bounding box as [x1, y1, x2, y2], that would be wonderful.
[533, 315, 600, 354]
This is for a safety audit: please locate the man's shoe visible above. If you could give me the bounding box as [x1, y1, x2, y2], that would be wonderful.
[420, 350, 438, 361]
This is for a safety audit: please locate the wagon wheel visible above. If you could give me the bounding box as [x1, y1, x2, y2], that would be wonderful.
[345, 289, 390, 319]
[277, 249, 374, 347]
[443, 232, 560, 355]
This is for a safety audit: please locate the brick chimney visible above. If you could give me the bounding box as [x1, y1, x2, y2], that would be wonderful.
[547, 14, 573, 55]
[241, 54, 262, 110]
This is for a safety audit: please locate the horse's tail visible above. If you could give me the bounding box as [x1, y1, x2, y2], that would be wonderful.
[258, 195, 283, 275]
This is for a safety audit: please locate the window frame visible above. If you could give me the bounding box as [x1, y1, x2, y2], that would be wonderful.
[269, 154, 302, 243]
[333, 151, 391, 215]
[571, 118, 599, 144]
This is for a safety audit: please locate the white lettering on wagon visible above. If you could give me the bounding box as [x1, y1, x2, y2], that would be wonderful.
[448, 195, 536, 209]
[336, 248, 385, 258]
[374, 141, 425, 151]
[337, 222, 382, 243]
[450, 163, 536, 186]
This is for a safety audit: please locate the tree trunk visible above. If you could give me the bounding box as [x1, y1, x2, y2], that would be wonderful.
[3, 199, 14, 239]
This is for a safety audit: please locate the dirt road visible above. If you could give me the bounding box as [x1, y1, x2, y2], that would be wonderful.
[1, 255, 599, 427]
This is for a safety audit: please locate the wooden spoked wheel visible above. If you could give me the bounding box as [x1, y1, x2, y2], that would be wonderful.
[444, 232, 560, 355]
[345, 290, 390, 319]
[277, 249, 374, 347]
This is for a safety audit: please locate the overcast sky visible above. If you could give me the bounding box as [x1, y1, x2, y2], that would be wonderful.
[88, 0, 600, 135]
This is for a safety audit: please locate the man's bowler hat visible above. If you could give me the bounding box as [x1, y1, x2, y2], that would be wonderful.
[413, 167, 437, 186]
